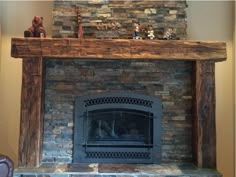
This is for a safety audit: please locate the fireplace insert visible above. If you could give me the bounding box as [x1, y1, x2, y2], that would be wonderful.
[73, 93, 162, 163]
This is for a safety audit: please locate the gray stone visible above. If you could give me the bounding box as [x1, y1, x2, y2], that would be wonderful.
[43, 59, 193, 163]
[52, 0, 187, 38]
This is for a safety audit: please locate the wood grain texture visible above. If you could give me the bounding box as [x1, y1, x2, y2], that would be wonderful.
[193, 61, 216, 168]
[11, 38, 226, 61]
[18, 57, 43, 167]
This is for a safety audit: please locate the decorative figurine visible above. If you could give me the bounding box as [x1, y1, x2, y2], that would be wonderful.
[133, 21, 141, 39]
[76, 7, 83, 38]
[163, 27, 177, 40]
[24, 16, 46, 37]
[146, 25, 155, 40]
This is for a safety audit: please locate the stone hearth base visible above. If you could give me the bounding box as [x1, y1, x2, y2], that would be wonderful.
[14, 163, 221, 177]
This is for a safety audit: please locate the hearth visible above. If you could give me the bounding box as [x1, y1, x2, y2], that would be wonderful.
[73, 93, 162, 163]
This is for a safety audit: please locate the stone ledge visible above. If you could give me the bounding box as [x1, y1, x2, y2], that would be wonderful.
[14, 163, 221, 177]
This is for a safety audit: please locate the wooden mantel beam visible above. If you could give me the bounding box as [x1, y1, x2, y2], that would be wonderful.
[11, 38, 226, 61]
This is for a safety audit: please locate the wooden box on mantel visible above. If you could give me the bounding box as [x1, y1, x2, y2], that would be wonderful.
[11, 38, 226, 169]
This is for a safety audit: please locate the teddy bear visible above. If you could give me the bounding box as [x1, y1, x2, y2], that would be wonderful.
[24, 16, 46, 37]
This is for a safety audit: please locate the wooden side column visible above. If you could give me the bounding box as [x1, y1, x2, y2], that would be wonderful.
[193, 61, 216, 168]
[18, 57, 44, 167]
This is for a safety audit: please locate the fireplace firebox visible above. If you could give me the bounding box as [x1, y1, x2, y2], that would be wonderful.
[73, 93, 162, 163]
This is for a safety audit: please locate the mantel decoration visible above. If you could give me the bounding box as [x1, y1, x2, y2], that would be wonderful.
[162, 27, 178, 40]
[24, 16, 46, 38]
[146, 25, 155, 40]
[76, 7, 83, 39]
[133, 21, 141, 39]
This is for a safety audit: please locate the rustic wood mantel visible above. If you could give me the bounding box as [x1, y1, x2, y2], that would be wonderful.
[12, 38, 226, 60]
[11, 38, 226, 169]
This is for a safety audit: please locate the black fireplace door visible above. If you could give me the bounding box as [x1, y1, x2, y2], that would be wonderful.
[73, 93, 162, 163]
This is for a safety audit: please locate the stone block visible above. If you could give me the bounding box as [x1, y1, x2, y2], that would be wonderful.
[88, 0, 106, 5]
[164, 15, 177, 21]
[38, 175, 50, 177]
[144, 8, 157, 14]
[169, 10, 178, 14]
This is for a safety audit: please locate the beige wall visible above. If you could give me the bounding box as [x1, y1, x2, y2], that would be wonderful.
[0, 1, 53, 163]
[187, 1, 235, 177]
[234, 3, 236, 177]
[0, 1, 235, 177]
[0, 1, 2, 68]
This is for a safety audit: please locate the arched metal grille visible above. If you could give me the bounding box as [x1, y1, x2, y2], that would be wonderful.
[84, 97, 153, 108]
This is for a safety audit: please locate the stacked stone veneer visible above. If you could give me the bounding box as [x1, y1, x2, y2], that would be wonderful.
[42, 59, 193, 163]
[52, 0, 187, 39]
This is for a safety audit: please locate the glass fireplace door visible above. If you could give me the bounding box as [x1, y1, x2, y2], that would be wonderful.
[73, 93, 162, 163]
[86, 109, 153, 147]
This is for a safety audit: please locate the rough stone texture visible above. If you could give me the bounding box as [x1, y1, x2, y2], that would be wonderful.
[14, 163, 222, 177]
[52, 0, 187, 39]
[42, 59, 193, 163]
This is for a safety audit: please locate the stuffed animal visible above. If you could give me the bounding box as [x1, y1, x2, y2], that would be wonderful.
[24, 16, 46, 37]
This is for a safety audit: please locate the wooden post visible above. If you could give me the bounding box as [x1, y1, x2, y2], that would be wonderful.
[193, 61, 216, 168]
[18, 57, 44, 167]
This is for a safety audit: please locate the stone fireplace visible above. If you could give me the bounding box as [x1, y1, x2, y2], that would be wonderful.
[11, 38, 226, 177]
[42, 57, 192, 165]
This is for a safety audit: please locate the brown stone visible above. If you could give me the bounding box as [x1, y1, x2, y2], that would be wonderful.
[52, 0, 188, 38]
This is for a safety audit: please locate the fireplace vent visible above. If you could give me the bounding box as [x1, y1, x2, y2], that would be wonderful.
[73, 92, 162, 163]
[84, 97, 153, 108]
[86, 151, 150, 159]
